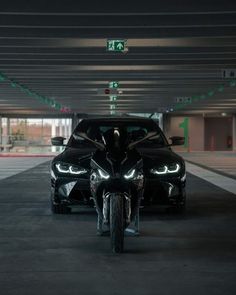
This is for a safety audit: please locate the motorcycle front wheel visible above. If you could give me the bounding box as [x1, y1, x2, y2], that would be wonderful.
[110, 193, 124, 253]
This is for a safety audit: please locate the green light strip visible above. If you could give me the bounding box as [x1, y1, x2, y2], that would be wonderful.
[173, 79, 236, 111]
[0, 71, 71, 113]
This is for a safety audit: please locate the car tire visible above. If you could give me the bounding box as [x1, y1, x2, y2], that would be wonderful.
[110, 193, 124, 253]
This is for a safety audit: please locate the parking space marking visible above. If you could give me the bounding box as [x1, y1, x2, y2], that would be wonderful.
[186, 162, 236, 195]
[0, 157, 52, 180]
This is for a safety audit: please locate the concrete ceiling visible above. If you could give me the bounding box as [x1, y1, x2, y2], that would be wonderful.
[0, 0, 236, 116]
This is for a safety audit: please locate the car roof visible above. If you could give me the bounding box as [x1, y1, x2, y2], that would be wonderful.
[79, 117, 155, 124]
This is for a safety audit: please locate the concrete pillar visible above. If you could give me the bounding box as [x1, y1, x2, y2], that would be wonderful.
[59, 119, 63, 137]
[158, 113, 163, 131]
[51, 119, 56, 137]
[41, 119, 43, 143]
[233, 114, 236, 151]
[162, 114, 171, 139]
[51, 119, 57, 153]
[65, 118, 71, 139]
[0, 116, 2, 146]
[65, 119, 68, 138]
[72, 113, 80, 132]
[3, 118, 11, 152]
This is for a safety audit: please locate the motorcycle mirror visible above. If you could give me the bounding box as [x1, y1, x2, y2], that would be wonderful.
[77, 132, 105, 151]
[128, 131, 158, 150]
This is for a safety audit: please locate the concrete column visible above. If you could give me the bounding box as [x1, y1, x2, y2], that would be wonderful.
[233, 114, 236, 151]
[72, 113, 79, 132]
[3, 118, 11, 152]
[51, 119, 56, 137]
[51, 119, 57, 153]
[158, 113, 163, 131]
[69, 118, 72, 136]
[65, 119, 68, 138]
[0, 116, 2, 146]
[59, 119, 63, 137]
[65, 118, 71, 139]
[162, 114, 171, 139]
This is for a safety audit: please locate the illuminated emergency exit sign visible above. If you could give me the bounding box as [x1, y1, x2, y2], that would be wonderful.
[107, 40, 126, 52]
[109, 81, 119, 88]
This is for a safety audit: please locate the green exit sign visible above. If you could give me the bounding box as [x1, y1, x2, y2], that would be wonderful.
[109, 81, 119, 88]
[107, 40, 126, 52]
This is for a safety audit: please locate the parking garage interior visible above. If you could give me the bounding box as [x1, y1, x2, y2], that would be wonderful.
[0, 1, 236, 295]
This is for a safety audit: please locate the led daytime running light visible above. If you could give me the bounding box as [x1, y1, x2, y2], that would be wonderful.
[151, 164, 180, 175]
[167, 163, 180, 173]
[124, 169, 136, 179]
[69, 166, 87, 175]
[56, 163, 87, 175]
[152, 166, 168, 175]
[98, 169, 110, 179]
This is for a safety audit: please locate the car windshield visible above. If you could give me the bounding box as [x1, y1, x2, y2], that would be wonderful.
[68, 119, 168, 149]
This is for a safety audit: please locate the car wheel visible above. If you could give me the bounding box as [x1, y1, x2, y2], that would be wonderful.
[110, 193, 124, 253]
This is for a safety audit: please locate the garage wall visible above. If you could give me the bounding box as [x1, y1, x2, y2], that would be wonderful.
[164, 115, 204, 151]
[233, 115, 236, 151]
[189, 116, 205, 151]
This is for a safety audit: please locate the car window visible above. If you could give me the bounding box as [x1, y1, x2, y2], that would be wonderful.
[85, 124, 149, 142]
[70, 119, 168, 149]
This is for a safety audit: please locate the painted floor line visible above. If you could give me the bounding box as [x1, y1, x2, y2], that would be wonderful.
[0, 158, 52, 180]
[186, 162, 236, 195]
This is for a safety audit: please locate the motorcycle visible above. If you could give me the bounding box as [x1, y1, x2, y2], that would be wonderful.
[77, 124, 156, 253]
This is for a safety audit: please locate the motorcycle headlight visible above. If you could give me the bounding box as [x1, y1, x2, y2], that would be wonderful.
[124, 169, 136, 180]
[55, 163, 87, 175]
[98, 169, 110, 180]
[150, 163, 180, 175]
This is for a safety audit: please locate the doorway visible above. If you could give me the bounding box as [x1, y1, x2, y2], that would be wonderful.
[204, 117, 233, 151]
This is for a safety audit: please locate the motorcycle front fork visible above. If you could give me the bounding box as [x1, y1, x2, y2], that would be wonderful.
[95, 191, 141, 236]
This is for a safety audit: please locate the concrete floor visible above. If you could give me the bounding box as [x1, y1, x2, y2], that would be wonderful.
[0, 157, 53, 180]
[179, 151, 236, 179]
[0, 161, 236, 295]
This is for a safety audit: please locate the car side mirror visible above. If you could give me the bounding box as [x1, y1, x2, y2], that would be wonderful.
[51, 136, 66, 146]
[169, 136, 185, 146]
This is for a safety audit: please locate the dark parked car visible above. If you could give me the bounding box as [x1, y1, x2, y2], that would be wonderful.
[50, 117, 186, 214]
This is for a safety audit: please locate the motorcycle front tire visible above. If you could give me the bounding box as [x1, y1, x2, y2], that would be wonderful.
[110, 193, 124, 253]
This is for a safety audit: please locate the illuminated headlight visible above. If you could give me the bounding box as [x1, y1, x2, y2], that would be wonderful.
[150, 163, 180, 175]
[98, 169, 110, 180]
[55, 163, 87, 175]
[124, 169, 136, 180]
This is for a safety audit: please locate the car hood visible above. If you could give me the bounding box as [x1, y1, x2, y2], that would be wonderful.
[138, 147, 184, 167]
[53, 147, 95, 169]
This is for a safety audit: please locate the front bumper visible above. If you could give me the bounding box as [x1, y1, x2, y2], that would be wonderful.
[51, 172, 186, 207]
[51, 175, 91, 205]
[143, 175, 186, 206]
